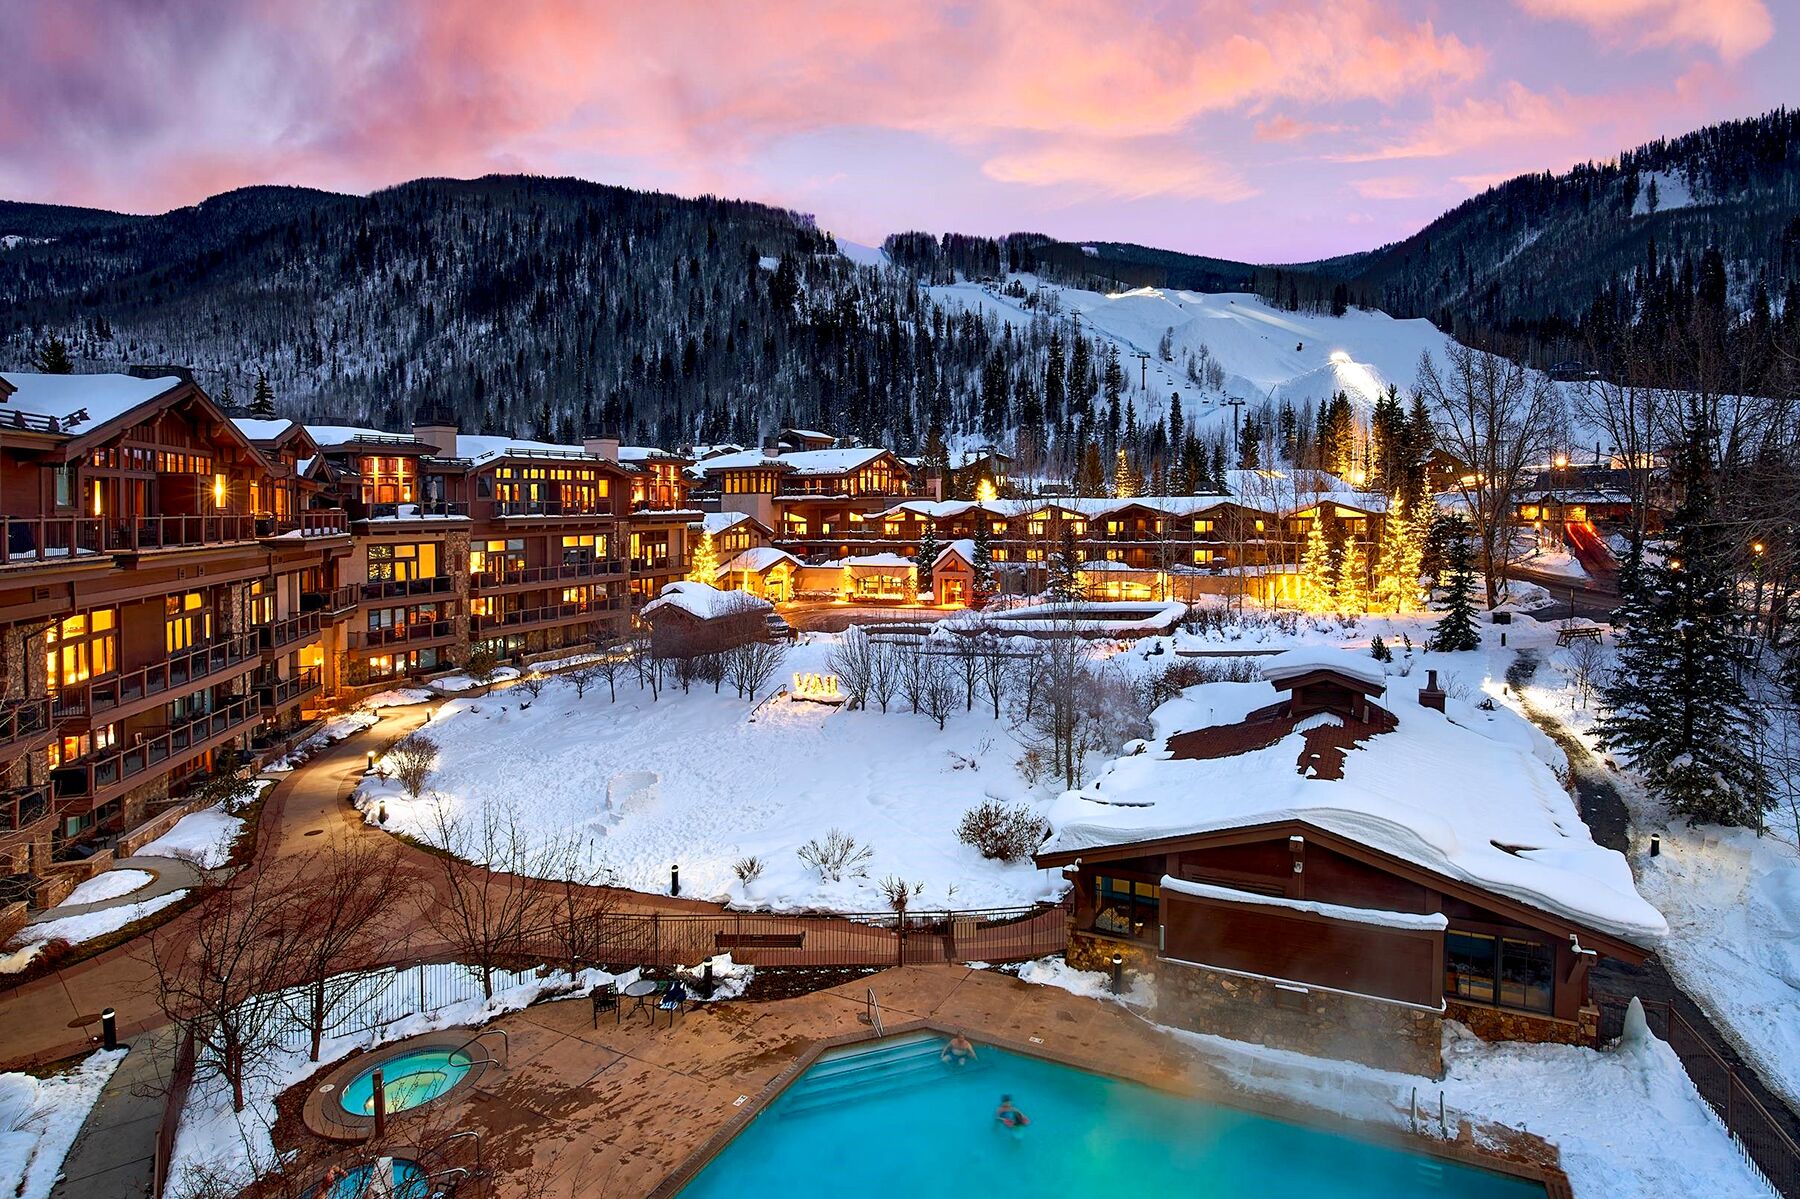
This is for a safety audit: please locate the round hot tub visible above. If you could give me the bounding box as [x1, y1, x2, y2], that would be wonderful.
[302, 1031, 496, 1141]
[339, 1047, 473, 1116]
[306, 1157, 428, 1199]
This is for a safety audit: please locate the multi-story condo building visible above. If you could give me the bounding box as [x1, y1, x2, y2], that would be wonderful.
[0, 372, 690, 890]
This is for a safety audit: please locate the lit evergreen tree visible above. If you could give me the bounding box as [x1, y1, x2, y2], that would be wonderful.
[1596, 428, 1772, 827]
[1298, 515, 1333, 612]
[1111, 449, 1138, 498]
[1334, 538, 1371, 613]
[1373, 496, 1425, 613]
[686, 527, 720, 584]
[1427, 513, 1481, 651]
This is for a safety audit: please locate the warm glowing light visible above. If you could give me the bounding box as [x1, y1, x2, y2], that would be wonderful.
[1754, 543, 1766, 555]
[1349, 469, 1366, 486]
[975, 478, 998, 503]
[1553, 454, 1569, 468]
[790, 671, 844, 704]
[213, 474, 227, 508]
[1329, 350, 1352, 365]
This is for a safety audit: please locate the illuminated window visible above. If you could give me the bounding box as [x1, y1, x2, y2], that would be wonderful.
[367, 542, 439, 582]
[1092, 875, 1160, 940]
[1192, 549, 1214, 564]
[1193, 519, 1215, 534]
[45, 609, 117, 693]
[165, 592, 212, 653]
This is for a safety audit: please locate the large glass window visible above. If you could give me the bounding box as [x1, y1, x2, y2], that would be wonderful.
[367, 542, 439, 582]
[166, 592, 212, 653]
[1092, 875, 1160, 941]
[46, 609, 117, 693]
[1445, 930, 1554, 1014]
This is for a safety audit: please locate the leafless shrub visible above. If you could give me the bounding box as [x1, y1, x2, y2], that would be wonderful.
[869, 639, 902, 712]
[797, 828, 874, 882]
[919, 651, 959, 729]
[828, 627, 874, 708]
[957, 799, 1051, 862]
[733, 855, 764, 884]
[877, 874, 924, 913]
[517, 670, 547, 700]
[1561, 637, 1609, 709]
[386, 730, 438, 799]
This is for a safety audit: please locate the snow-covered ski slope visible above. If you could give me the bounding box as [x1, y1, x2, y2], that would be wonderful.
[927, 276, 1463, 435]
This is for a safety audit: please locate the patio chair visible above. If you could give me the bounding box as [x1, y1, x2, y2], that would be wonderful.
[590, 982, 620, 1028]
[658, 979, 690, 1028]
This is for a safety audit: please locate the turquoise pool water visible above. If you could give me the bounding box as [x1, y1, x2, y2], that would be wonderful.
[304, 1157, 427, 1199]
[677, 1035, 1546, 1198]
[338, 1048, 472, 1116]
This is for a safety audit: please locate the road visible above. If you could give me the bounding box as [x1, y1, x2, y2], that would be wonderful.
[1509, 566, 1619, 623]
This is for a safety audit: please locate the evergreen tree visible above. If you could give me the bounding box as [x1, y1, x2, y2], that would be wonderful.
[1334, 538, 1371, 613]
[921, 420, 950, 492]
[971, 522, 997, 605]
[1076, 443, 1106, 497]
[1047, 526, 1081, 603]
[1112, 449, 1138, 498]
[687, 527, 720, 583]
[249, 370, 277, 419]
[215, 378, 236, 413]
[1427, 514, 1481, 651]
[1298, 516, 1333, 612]
[1369, 634, 1392, 662]
[1596, 429, 1772, 827]
[1044, 330, 1066, 428]
[914, 522, 939, 599]
[34, 336, 73, 374]
[1373, 496, 1425, 613]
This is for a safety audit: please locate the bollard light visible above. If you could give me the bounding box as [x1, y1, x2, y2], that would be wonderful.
[101, 1008, 118, 1051]
[670, 864, 681, 897]
[702, 959, 715, 999]
[366, 750, 376, 773]
[1110, 952, 1125, 995]
[1650, 833, 1661, 858]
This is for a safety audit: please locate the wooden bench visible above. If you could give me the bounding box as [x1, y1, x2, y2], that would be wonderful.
[715, 931, 806, 951]
[1556, 626, 1603, 646]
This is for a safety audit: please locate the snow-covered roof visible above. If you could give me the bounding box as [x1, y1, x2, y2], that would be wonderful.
[1260, 647, 1389, 690]
[0, 371, 185, 435]
[1042, 666, 1668, 944]
[700, 510, 767, 535]
[718, 548, 800, 574]
[935, 538, 976, 567]
[305, 424, 428, 450]
[454, 434, 597, 465]
[695, 446, 891, 477]
[811, 553, 915, 570]
[618, 445, 688, 463]
[641, 580, 773, 621]
[231, 417, 298, 442]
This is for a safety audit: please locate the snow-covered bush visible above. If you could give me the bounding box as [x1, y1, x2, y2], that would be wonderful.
[796, 829, 873, 882]
[877, 875, 923, 913]
[386, 731, 439, 799]
[957, 799, 1050, 862]
[732, 855, 764, 884]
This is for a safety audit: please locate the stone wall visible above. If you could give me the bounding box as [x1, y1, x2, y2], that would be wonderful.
[1154, 957, 1444, 1077]
[1446, 999, 1599, 1048]
[1065, 926, 1157, 974]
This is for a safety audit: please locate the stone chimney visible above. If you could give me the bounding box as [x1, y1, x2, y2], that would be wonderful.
[412, 415, 460, 458]
[1418, 669, 1446, 712]
[761, 434, 782, 457]
[583, 435, 620, 462]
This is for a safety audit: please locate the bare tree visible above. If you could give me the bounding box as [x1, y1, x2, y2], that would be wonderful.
[627, 626, 661, 701]
[1416, 345, 1562, 607]
[1013, 620, 1146, 789]
[827, 626, 874, 708]
[919, 651, 959, 729]
[869, 638, 901, 713]
[977, 632, 1013, 719]
[727, 636, 788, 703]
[1561, 637, 1608, 710]
[516, 669, 547, 701]
[144, 868, 301, 1112]
[536, 834, 622, 977]
[386, 731, 438, 799]
[949, 623, 982, 709]
[424, 801, 571, 998]
[464, 646, 502, 694]
[287, 839, 418, 1061]
[563, 659, 603, 700]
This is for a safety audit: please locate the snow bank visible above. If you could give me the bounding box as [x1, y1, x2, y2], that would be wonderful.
[137, 803, 244, 869]
[1, 891, 190, 972]
[642, 580, 772, 621]
[0, 1050, 126, 1199]
[1260, 646, 1388, 688]
[58, 869, 153, 906]
[429, 666, 520, 694]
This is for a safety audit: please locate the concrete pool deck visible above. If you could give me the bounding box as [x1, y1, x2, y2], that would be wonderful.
[277, 965, 1568, 1198]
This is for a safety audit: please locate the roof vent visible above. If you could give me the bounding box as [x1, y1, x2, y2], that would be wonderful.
[1419, 669, 1447, 712]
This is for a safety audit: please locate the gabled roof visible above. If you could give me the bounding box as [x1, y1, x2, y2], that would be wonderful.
[699, 510, 773, 537]
[305, 425, 432, 453]
[718, 547, 801, 574]
[1, 371, 271, 465]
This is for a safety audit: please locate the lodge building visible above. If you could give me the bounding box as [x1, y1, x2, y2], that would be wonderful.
[1034, 648, 1665, 1076]
[0, 370, 692, 909]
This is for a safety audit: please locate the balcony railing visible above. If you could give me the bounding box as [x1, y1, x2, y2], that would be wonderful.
[50, 696, 260, 801]
[300, 584, 360, 616]
[257, 611, 324, 654]
[257, 666, 323, 711]
[471, 598, 624, 634]
[486, 501, 618, 519]
[0, 698, 53, 756]
[360, 575, 455, 603]
[0, 785, 49, 832]
[471, 559, 624, 591]
[2, 514, 267, 562]
[53, 634, 260, 722]
[258, 510, 348, 538]
[348, 619, 455, 649]
[359, 501, 468, 520]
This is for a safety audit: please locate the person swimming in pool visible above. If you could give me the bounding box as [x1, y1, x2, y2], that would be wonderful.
[996, 1095, 1029, 1129]
[941, 1031, 977, 1066]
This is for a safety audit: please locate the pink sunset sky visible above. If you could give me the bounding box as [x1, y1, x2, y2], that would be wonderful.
[0, 0, 1791, 261]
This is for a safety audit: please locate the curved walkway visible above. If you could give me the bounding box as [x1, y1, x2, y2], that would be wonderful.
[23, 856, 208, 926]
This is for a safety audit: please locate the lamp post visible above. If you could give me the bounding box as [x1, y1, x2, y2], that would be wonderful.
[1110, 952, 1125, 995]
[366, 750, 376, 774]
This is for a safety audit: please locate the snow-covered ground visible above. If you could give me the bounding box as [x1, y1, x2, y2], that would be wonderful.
[1, 891, 190, 973]
[0, 1050, 126, 1199]
[359, 635, 1060, 911]
[1014, 958, 1770, 1198]
[58, 869, 153, 906]
[137, 802, 246, 870]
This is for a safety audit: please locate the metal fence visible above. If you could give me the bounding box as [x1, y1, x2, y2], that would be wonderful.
[268, 960, 571, 1051]
[1597, 995, 1799, 1197]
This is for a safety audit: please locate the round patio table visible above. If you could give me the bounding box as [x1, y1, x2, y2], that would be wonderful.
[621, 978, 662, 1023]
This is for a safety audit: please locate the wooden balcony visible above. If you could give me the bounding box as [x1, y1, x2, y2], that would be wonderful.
[471, 559, 624, 594]
[0, 698, 54, 764]
[50, 696, 261, 803]
[258, 611, 324, 655]
[484, 501, 620, 521]
[0, 785, 50, 835]
[348, 619, 456, 650]
[357, 500, 468, 520]
[256, 666, 323, 711]
[258, 510, 348, 538]
[471, 598, 625, 635]
[300, 583, 360, 617]
[360, 575, 455, 603]
[53, 634, 261, 724]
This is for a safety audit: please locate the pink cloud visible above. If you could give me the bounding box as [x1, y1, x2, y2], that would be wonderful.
[982, 139, 1258, 202]
[1330, 82, 1574, 162]
[1254, 115, 1344, 142]
[1515, 0, 1774, 60]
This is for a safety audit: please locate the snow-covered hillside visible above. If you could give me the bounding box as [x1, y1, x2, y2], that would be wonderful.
[929, 277, 1462, 435]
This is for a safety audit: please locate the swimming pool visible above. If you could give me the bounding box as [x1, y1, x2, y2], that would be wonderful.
[338, 1047, 472, 1116]
[304, 1157, 428, 1199]
[675, 1034, 1547, 1198]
